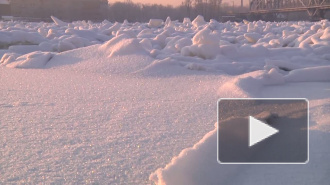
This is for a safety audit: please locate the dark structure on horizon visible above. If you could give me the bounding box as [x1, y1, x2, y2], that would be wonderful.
[0, 0, 10, 17]
[249, 0, 330, 20]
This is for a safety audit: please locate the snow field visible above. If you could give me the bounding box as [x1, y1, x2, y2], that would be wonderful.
[0, 16, 329, 184]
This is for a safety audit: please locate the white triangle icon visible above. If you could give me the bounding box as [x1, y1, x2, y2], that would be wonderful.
[249, 116, 279, 147]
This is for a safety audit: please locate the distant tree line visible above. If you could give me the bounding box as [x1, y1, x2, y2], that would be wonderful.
[105, 0, 248, 22]
[8, 0, 248, 22]
[10, 0, 108, 21]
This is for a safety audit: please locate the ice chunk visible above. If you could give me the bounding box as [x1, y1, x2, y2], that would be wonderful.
[320, 27, 330, 40]
[102, 22, 122, 36]
[311, 24, 322, 32]
[58, 40, 76, 52]
[175, 38, 192, 51]
[165, 16, 171, 26]
[100, 36, 147, 57]
[264, 60, 301, 71]
[11, 30, 46, 45]
[39, 41, 55, 52]
[0, 32, 11, 47]
[181, 27, 221, 59]
[182, 17, 192, 28]
[6, 51, 54, 68]
[185, 63, 206, 71]
[220, 45, 238, 58]
[148, 19, 164, 28]
[239, 45, 269, 57]
[65, 28, 109, 42]
[244, 33, 262, 43]
[9, 45, 41, 54]
[0, 53, 20, 65]
[313, 46, 330, 55]
[51, 16, 68, 27]
[192, 15, 206, 28]
[192, 27, 220, 45]
[137, 29, 154, 38]
[183, 17, 191, 25]
[139, 38, 153, 51]
[181, 44, 220, 60]
[46, 29, 58, 39]
[262, 68, 286, 85]
[285, 66, 330, 82]
[247, 22, 256, 32]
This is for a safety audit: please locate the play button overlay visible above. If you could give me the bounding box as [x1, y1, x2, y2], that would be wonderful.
[249, 116, 279, 147]
[217, 98, 309, 164]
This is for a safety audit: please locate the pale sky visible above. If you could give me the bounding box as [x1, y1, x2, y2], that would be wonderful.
[112, 0, 249, 7]
[112, 0, 181, 6]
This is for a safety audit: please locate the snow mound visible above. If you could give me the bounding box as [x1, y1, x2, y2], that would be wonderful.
[151, 70, 329, 184]
[285, 66, 330, 82]
[100, 35, 147, 57]
[3, 51, 54, 68]
[57, 36, 89, 52]
[150, 121, 330, 185]
[150, 124, 218, 185]
[181, 27, 220, 59]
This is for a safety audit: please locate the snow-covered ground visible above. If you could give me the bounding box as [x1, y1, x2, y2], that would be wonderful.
[0, 16, 329, 184]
